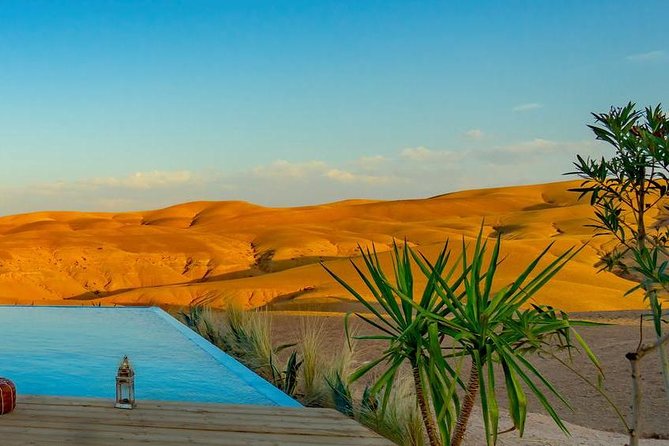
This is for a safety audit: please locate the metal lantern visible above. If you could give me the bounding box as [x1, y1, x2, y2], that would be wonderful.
[115, 355, 135, 409]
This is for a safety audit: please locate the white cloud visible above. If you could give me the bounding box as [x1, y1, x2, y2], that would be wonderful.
[326, 169, 356, 182]
[500, 138, 559, 154]
[252, 160, 327, 179]
[356, 155, 387, 169]
[90, 170, 195, 189]
[401, 146, 432, 160]
[325, 169, 389, 184]
[0, 138, 612, 214]
[464, 129, 484, 140]
[626, 50, 666, 62]
[401, 146, 463, 163]
[27, 170, 199, 195]
[512, 103, 543, 112]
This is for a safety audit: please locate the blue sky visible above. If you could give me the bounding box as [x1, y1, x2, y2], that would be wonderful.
[0, 1, 667, 213]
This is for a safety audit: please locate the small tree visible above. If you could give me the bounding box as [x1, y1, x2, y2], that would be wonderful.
[568, 102, 669, 445]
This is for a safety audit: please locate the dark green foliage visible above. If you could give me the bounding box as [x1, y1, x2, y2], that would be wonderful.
[179, 306, 204, 330]
[324, 229, 599, 445]
[325, 371, 354, 417]
[270, 350, 303, 396]
[567, 101, 669, 345]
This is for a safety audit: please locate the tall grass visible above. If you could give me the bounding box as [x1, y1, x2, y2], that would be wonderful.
[359, 374, 425, 446]
[179, 305, 425, 445]
[299, 317, 327, 404]
[225, 304, 274, 375]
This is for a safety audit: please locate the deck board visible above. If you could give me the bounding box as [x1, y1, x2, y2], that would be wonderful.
[0, 396, 395, 445]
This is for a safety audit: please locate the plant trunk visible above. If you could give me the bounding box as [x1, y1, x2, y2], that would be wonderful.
[626, 333, 669, 446]
[626, 351, 641, 446]
[451, 364, 480, 446]
[412, 365, 441, 446]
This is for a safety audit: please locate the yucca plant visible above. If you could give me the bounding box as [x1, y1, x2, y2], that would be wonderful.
[323, 241, 464, 446]
[412, 231, 601, 446]
[325, 231, 601, 446]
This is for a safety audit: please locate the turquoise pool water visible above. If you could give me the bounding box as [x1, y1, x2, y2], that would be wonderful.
[0, 306, 299, 407]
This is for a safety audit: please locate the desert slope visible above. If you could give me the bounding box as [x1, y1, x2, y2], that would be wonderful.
[0, 180, 650, 311]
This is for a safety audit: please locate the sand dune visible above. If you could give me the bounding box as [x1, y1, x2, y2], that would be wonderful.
[0, 180, 652, 311]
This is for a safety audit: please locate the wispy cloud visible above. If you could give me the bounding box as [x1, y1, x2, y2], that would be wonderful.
[626, 50, 666, 62]
[0, 139, 610, 214]
[512, 103, 543, 112]
[499, 138, 560, 154]
[31, 170, 200, 195]
[252, 160, 327, 179]
[356, 155, 387, 169]
[325, 169, 390, 184]
[400, 146, 463, 162]
[90, 170, 195, 189]
[464, 129, 484, 140]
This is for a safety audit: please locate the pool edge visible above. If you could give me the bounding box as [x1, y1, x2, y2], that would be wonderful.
[149, 307, 302, 408]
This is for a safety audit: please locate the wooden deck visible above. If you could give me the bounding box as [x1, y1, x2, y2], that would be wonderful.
[0, 395, 394, 445]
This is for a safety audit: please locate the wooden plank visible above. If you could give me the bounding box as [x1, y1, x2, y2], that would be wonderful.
[0, 424, 394, 446]
[11, 404, 357, 426]
[4, 410, 376, 438]
[19, 395, 338, 416]
[0, 396, 395, 446]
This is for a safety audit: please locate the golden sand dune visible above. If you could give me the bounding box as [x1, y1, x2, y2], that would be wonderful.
[0, 180, 650, 311]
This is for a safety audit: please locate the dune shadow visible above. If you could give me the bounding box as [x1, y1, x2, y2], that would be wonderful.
[63, 255, 340, 302]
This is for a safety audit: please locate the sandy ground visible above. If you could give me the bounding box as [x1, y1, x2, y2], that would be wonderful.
[268, 310, 669, 444]
[463, 408, 669, 445]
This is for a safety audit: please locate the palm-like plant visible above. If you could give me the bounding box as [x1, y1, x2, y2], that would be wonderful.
[325, 230, 601, 446]
[417, 232, 599, 445]
[323, 241, 463, 446]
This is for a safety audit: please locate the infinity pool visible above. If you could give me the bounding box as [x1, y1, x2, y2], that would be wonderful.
[0, 306, 299, 406]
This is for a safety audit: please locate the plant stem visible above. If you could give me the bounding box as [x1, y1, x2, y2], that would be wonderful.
[627, 351, 641, 446]
[412, 365, 441, 446]
[451, 364, 479, 446]
[626, 332, 669, 446]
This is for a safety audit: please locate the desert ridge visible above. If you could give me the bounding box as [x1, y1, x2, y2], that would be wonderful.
[0, 180, 648, 312]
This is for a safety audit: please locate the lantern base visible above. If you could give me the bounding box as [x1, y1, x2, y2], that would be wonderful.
[115, 400, 135, 410]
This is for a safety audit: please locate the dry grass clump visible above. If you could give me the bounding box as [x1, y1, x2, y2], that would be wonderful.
[179, 305, 425, 446]
[298, 317, 327, 404]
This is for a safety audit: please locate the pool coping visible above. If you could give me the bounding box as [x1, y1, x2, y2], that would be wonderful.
[150, 307, 302, 407]
[0, 305, 302, 408]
